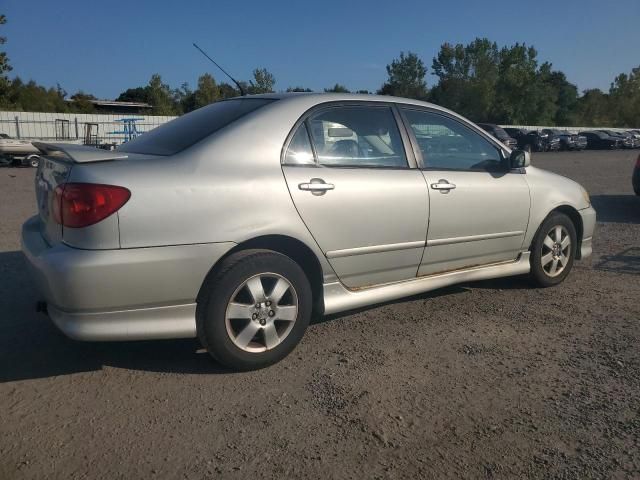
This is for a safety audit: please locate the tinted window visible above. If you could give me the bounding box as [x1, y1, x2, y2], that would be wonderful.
[118, 98, 274, 156]
[307, 106, 407, 168]
[283, 124, 315, 165]
[402, 109, 503, 171]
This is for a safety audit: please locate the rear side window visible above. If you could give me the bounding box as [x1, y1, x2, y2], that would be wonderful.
[118, 98, 274, 155]
[283, 124, 315, 165]
[306, 106, 408, 168]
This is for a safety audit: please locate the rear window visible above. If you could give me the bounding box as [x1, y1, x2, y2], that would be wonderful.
[118, 98, 275, 156]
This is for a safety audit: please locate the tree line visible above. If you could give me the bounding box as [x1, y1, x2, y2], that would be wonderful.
[0, 13, 638, 126]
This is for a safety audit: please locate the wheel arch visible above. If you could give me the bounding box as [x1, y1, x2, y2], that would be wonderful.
[530, 205, 584, 259]
[196, 234, 325, 316]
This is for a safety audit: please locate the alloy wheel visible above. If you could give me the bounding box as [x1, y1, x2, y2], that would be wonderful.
[541, 225, 571, 277]
[224, 273, 298, 353]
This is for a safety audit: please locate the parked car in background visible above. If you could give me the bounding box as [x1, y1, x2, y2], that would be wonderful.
[598, 130, 637, 149]
[504, 128, 560, 152]
[22, 93, 596, 370]
[477, 123, 518, 149]
[633, 154, 640, 195]
[580, 131, 622, 149]
[541, 129, 585, 151]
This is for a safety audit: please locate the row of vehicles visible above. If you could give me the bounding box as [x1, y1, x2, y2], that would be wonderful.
[478, 123, 640, 151]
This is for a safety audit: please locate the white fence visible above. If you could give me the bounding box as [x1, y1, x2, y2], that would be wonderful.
[0, 111, 177, 145]
[0, 110, 635, 147]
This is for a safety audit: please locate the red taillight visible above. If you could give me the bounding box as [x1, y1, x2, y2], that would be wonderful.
[53, 183, 131, 228]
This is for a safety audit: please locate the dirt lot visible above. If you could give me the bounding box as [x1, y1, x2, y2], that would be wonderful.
[1, 150, 639, 479]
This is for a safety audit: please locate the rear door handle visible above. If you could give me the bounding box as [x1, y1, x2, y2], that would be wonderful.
[430, 179, 456, 193]
[298, 178, 334, 195]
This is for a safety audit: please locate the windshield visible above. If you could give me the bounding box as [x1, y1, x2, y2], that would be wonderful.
[118, 98, 275, 156]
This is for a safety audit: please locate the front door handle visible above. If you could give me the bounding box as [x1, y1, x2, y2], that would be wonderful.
[298, 178, 335, 196]
[430, 179, 456, 193]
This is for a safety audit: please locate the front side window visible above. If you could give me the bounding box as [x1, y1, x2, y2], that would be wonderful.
[306, 106, 408, 168]
[402, 109, 504, 171]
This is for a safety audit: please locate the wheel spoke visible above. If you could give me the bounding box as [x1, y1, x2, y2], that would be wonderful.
[549, 258, 559, 275]
[561, 236, 570, 249]
[276, 305, 297, 322]
[269, 278, 290, 305]
[555, 226, 562, 242]
[558, 253, 568, 266]
[246, 276, 266, 304]
[541, 252, 554, 266]
[226, 302, 254, 320]
[234, 322, 261, 348]
[263, 323, 279, 349]
[543, 235, 555, 249]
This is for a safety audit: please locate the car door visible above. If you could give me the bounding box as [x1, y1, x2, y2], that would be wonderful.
[399, 107, 530, 276]
[281, 103, 429, 289]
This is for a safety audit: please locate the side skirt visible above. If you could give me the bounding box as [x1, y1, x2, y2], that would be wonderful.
[323, 252, 531, 315]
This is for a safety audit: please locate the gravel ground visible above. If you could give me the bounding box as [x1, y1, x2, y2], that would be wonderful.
[1, 150, 639, 479]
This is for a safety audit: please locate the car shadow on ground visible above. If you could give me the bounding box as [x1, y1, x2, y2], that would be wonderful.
[0, 251, 233, 382]
[590, 194, 640, 224]
[594, 247, 640, 276]
[1, 248, 540, 382]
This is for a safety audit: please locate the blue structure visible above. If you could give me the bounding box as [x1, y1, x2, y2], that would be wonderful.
[109, 118, 144, 142]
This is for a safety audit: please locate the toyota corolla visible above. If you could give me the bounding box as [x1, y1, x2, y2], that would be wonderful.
[22, 93, 596, 370]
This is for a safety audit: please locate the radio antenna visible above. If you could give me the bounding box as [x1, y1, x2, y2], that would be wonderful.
[192, 43, 245, 96]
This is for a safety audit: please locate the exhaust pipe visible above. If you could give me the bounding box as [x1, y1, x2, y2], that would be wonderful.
[35, 301, 47, 314]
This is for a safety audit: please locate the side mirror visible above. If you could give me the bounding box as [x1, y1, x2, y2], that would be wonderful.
[509, 149, 531, 169]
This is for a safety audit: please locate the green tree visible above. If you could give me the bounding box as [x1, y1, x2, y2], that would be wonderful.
[573, 89, 613, 126]
[378, 51, 428, 100]
[194, 73, 218, 108]
[324, 83, 350, 93]
[543, 70, 579, 125]
[146, 74, 177, 115]
[609, 67, 640, 127]
[430, 39, 500, 121]
[116, 86, 149, 103]
[250, 68, 275, 94]
[0, 14, 12, 106]
[286, 86, 313, 92]
[69, 91, 96, 113]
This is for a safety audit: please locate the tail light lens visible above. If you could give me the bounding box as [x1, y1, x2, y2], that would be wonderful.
[53, 183, 131, 228]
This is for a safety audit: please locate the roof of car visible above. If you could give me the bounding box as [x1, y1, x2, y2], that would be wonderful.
[245, 92, 452, 112]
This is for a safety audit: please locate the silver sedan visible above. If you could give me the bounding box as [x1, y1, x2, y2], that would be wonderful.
[22, 93, 596, 370]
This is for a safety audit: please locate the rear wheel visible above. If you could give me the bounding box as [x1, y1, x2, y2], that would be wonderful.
[529, 213, 577, 287]
[197, 249, 312, 370]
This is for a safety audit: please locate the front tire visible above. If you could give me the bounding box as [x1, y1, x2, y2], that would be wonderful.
[197, 249, 312, 370]
[529, 212, 577, 287]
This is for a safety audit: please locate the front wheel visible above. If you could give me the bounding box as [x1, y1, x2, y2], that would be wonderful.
[197, 249, 312, 370]
[529, 213, 577, 287]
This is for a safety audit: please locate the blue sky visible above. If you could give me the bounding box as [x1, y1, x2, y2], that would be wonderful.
[3, 0, 639, 99]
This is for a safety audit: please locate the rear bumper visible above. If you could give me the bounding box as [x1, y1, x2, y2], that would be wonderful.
[578, 205, 596, 259]
[21, 216, 235, 340]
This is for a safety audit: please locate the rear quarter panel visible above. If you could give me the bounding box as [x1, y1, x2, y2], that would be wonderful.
[69, 100, 338, 283]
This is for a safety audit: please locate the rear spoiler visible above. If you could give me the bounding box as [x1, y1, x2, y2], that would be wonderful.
[33, 142, 129, 163]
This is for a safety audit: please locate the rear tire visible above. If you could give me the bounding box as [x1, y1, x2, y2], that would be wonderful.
[197, 249, 312, 370]
[529, 212, 577, 288]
